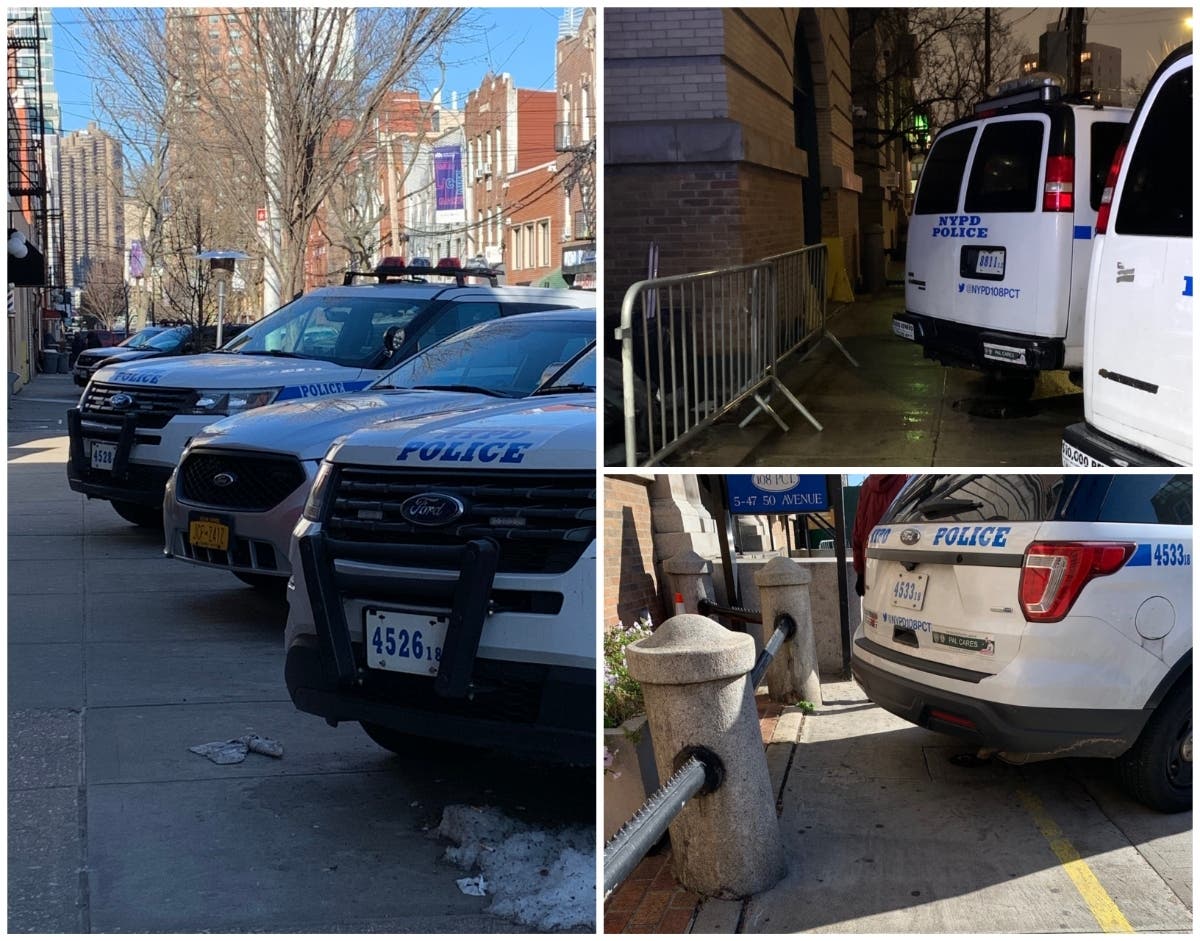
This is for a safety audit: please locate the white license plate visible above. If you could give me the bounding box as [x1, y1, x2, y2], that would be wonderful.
[982, 343, 1027, 365]
[975, 249, 1005, 276]
[364, 608, 447, 676]
[1061, 440, 1105, 468]
[892, 319, 915, 341]
[89, 441, 117, 471]
[891, 572, 929, 611]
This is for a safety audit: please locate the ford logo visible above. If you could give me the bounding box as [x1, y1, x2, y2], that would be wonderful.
[400, 492, 464, 527]
[212, 472, 237, 488]
[900, 528, 921, 545]
[109, 392, 134, 409]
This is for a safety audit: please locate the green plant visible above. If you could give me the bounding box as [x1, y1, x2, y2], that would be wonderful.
[603, 614, 653, 728]
[793, 700, 815, 714]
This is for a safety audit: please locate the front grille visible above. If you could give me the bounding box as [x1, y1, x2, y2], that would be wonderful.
[180, 450, 307, 511]
[83, 382, 195, 430]
[177, 528, 280, 572]
[325, 468, 595, 574]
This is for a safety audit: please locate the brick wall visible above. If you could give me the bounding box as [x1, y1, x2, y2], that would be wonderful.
[603, 476, 664, 628]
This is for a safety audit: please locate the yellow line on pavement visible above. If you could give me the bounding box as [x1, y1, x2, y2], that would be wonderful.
[1017, 788, 1134, 933]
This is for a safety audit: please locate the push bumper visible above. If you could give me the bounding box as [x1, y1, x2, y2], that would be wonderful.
[1062, 421, 1180, 468]
[894, 312, 1064, 372]
[66, 407, 172, 506]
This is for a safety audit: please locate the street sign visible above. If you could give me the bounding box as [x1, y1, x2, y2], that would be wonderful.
[726, 474, 828, 514]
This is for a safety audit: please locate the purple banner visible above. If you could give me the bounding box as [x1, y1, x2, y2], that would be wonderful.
[434, 146, 465, 223]
[129, 240, 146, 279]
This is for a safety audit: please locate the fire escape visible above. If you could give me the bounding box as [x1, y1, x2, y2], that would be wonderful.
[554, 116, 596, 288]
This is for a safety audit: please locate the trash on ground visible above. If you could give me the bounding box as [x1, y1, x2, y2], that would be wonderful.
[189, 734, 285, 765]
[456, 875, 489, 896]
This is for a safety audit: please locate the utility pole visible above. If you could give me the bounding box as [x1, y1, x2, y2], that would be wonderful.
[1066, 8, 1086, 95]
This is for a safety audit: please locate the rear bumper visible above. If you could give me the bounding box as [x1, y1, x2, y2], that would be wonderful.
[895, 312, 1064, 372]
[1062, 421, 1180, 468]
[851, 637, 1148, 759]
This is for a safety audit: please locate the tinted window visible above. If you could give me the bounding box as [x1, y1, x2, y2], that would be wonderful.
[1115, 66, 1191, 236]
[1058, 475, 1192, 525]
[1089, 121, 1126, 210]
[884, 475, 1064, 524]
[415, 301, 502, 350]
[963, 120, 1044, 213]
[913, 127, 975, 215]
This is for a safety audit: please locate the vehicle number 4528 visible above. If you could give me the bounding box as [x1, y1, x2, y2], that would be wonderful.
[1152, 543, 1191, 567]
[371, 625, 442, 661]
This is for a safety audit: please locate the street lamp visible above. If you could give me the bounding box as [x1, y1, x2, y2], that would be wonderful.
[196, 250, 249, 346]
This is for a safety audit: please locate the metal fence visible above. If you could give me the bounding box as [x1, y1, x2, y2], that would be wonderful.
[614, 244, 858, 466]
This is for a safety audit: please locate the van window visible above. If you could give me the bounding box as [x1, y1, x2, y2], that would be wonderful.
[1115, 66, 1192, 237]
[1089, 122, 1127, 209]
[913, 127, 975, 215]
[963, 120, 1044, 213]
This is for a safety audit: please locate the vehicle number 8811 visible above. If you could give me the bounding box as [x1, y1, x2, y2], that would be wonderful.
[370, 625, 442, 662]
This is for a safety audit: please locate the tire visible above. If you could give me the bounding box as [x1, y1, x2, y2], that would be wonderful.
[232, 571, 289, 594]
[1117, 679, 1192, 813]
[359, 722, 458, 758]
[110, 500, 163, 529]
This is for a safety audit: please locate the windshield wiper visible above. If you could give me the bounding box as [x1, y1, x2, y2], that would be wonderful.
[916, 497, 984, 519]
[532, 383, 595, 395]
[409, 384, 516, 397]
[237, 349, 308, 359]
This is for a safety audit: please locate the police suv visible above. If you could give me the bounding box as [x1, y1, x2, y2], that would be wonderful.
[851, 473, 1191, 812]
[1062, 43, 1192, 467]
[66, 260, 589, 527]
[896, 76, 1132, 375]
[284, 394, 596, 763]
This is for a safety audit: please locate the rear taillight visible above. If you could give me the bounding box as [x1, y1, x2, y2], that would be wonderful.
[1042, 155, 1075, 212]
[1095, 141, 1127, 234]
[1019, 541, 1134, 622]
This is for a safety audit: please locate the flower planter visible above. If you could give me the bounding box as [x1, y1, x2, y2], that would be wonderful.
[603, 714, 660, 841]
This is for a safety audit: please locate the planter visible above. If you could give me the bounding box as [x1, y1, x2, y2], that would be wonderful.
[603, 714, 660, 841]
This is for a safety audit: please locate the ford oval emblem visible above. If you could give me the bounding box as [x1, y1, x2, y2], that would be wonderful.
[212, 472, 237, 488]
[400, 492, 464, 527]
[109, 392, 134, 409]
[900, 528, 921, 546]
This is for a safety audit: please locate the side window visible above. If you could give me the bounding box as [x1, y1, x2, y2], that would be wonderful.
[1089, 121, 1127, 210]
[963, 120, 1045, 213]
[416, 302, 502, 350]
[504, 302, 572, 315]
[1115, 66, 1192, 237]
[913, 127, 976, 215]
[1100, 475, 1192, 525]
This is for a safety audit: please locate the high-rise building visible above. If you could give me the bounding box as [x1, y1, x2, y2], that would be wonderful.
[7, 7, 61, 134]
[60, 122, 124, 290]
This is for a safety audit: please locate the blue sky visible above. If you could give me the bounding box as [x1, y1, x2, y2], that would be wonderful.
[48, 7, 576, 133]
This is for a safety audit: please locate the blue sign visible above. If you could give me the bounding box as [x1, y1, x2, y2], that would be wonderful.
[726, 475, 828, 514]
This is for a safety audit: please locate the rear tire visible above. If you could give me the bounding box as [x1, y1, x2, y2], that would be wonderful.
[110, 500, 163, 529]
[1117, 679, 1191, 813]
[233, 571, 288, 594]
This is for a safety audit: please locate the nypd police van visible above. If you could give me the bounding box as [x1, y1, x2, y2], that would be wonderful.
[1062, 43, 1192, 467]
[851, 473, 1191, 812]
[284, 395, 596, 763]
[895, 76, 1132, 375]
[66, 260, 589, 526]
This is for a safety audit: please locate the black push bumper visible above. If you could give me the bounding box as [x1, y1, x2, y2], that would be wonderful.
[894, 312, 1064, 372]
[66, 407, 172, 506]
[1062, 421, 1180, 468]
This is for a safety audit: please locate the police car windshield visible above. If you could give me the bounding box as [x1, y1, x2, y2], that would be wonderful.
[532, 344, 596, 394]
[372, 316, 594, 398]
[220, 293, 432, 368]
[120, 328, 171, 350]
[140, 328, 191, 351]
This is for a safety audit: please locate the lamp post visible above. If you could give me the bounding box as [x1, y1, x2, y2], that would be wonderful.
[196, 250, 250, 346]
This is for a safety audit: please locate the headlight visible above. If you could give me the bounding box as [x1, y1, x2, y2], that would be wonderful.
[186, 388, 281, 416]
[302, 460, 336, 522]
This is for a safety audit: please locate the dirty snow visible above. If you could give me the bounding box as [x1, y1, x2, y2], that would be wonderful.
[437, 804, 595, 932]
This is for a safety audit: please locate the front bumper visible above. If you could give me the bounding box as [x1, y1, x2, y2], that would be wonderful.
[1062, 421, 1180, 468]
[67, 408, 173, 506]
[894, 312, 1064, 372]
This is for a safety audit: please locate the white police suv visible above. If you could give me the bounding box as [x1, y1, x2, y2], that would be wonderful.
[1062, 43, 1192, 467]
[162, 309, 595, 590]
[852, 473, 1191, 812]
[284, 393, 596, 764]
[66, 260, 590, 526]
[896, 76, 1131, 375]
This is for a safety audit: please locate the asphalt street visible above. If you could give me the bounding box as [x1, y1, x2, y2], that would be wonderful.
[7, 372, 594, 932]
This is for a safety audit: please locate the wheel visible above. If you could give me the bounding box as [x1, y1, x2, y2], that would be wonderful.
[981, 369, 1037, 400]
[1117, 679, 1192, 813]
[110, 500, 163, 528]
[359, 722, 459, 758]
[232, 571, 289, 594]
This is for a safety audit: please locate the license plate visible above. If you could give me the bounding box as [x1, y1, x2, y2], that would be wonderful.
[892, 318, 915, 341]
[90, 441, 116, 471]
[932, 630, 994, 655]
[975, 249, 1005, 276]
[364, 608, 447, 676]
[891, 571, 929, 611]
[982, 342, 1027, 365]
[1061, 440, 1105, 468]
[189, 515, 231, 551]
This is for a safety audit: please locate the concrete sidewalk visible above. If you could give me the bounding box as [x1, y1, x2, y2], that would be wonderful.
[606, 682, 1192, 933]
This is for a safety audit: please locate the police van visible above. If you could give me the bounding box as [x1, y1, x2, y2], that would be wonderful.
[1062, 43, 1192, 467]
[284, 394, 596, 763]
[895, 76, 1132, 375]
[65, 260, 589, 527]
[851, 473, 1191, 812]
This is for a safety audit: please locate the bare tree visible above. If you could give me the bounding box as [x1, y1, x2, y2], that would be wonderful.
[79, 258, 128, 331]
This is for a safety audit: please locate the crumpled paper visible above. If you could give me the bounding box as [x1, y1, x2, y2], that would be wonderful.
[456, 875, 489, 897]
[189, 734, 284, 764]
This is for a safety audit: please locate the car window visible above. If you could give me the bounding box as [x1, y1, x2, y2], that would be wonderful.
[914, 127, 976, 215]
[414, 301, 502, 351]
[121, 329, 167, 350]
[1057, 475, 1192, 525]
[1089, 121, 1127, 210]
[1115, 65, 1192, 237]
[144, 329, 190, 351]
[963, 120, 1044, 213]
[885, 475, 1064, 524]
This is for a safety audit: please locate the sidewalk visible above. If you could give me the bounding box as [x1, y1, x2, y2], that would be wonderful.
[8, 368, 79, 443]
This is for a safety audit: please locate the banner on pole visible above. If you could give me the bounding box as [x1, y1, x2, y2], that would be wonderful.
[434, 147, 465, 224]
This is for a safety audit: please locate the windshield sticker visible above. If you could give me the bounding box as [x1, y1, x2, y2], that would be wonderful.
[881, 612, 931, 633]
[958, 283, 1022, 299]
[276, 380, 372, 401]
[932, 215, 989, 238]
[932, 630, 995, 655]
[112, 372, 160, 384]
[931, 525, 1011, 548]
[398, 430, 535, 464]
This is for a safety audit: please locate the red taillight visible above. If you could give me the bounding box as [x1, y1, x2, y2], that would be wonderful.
[437, 257, 462, 269]
[1019, 542, 1134, 622]
[1095, 142, 1127, 234]
[929, 708, 977, 730]
[1042, 155, 1074, 212]
[376, 256, 405, 271]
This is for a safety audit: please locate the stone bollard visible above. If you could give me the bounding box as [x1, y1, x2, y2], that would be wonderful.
[663, 549, 716, 616]
[754, 556, 822, 707]
[626, 613, 786, 898]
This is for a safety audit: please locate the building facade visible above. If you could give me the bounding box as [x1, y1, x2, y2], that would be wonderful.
[555, 7, 596, 288]
[59, 123, 124, 296]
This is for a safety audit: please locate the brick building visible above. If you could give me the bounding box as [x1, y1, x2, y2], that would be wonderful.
[555, 7, 596, 288]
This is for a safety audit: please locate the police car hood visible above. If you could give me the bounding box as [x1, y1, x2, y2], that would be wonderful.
[193, 389, 525, 461]
[79, 344, 130, 360]
[91, 352, 374, 393]
[328, 395, 596, 471]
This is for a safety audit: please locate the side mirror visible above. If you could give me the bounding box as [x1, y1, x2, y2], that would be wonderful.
[384, 325, 407, 353]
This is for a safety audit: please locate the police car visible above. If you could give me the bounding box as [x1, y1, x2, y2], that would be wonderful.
[66, 259, 590, 526]
[896, 76, 1132, 375]
[162, 309, 595, 590]
[851, 473, 1191, 812]
[1062, 43, 1192, 467]
[284, 391, 596, 763]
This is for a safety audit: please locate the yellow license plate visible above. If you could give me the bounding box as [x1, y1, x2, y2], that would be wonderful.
[189, 518, 230, 551]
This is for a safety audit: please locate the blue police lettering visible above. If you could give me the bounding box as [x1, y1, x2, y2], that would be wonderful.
[1184, 276, 1194, 297]
[418, 441, 444, 460]
[114, 372, 160, 384]
[300, 381, 346, 397]
[932, 214, 989, 239]
[932, 525, 1011, 547]
[397, 437, 533, 463]
[501, 442, 531, 463]
[869, 527, 891, 545]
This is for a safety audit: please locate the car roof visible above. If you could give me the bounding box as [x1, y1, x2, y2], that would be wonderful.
[306, 281, 587, 301]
